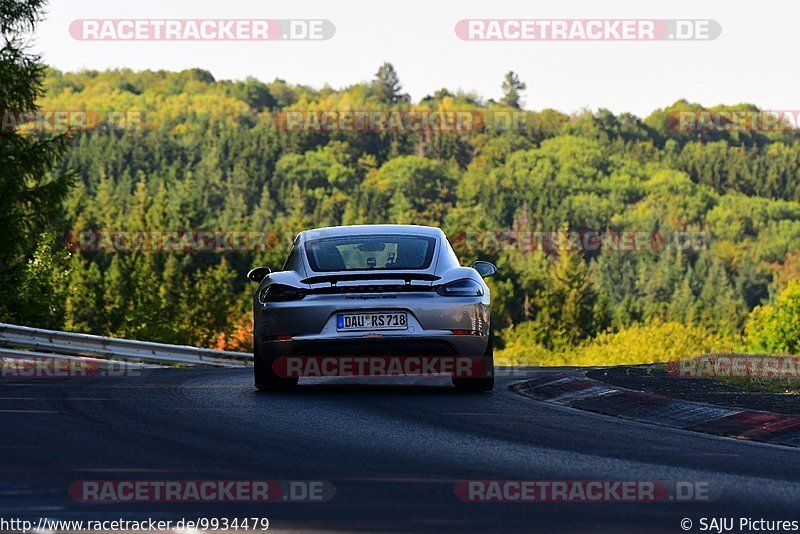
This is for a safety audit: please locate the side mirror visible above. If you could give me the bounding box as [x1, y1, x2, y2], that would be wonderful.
[472, 261, 497, 278]
[247, 266, 271, 283]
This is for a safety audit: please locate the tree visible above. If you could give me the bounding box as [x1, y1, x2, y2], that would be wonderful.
[548, 241, 598, 346]
[0, 0, 72, 322]
[501, 71, 526, 109]
[696, 257, 744, 334]
[65, 254, 103, 332]
[17, 233, 70, 329]
[180, 260, 236, 347]
[102, 255, 129, 335]
[745, 281, 800, 355]
[229, 77, 276, 111]
[372, 62, 408, 105]
[361, 156, 457, 226]
[527, 232, 598, 349]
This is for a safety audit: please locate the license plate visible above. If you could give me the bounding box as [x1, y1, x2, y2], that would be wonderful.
[337, 312, 408, 331]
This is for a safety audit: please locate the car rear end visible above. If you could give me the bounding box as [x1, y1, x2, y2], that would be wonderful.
[252, 225, 492, 388]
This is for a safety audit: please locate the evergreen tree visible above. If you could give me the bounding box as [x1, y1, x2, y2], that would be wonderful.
[372, 63, 408, 105]
[501, 71, 526, 109]
[0, 0, 72, 322]
[17, 233, 70, 329]
[102, 255, 129, 335]
[180, 260, 236, 347]
[530, 232, 598, 349]
[550, 245, 597, 345]
[66, 254, 104, 332]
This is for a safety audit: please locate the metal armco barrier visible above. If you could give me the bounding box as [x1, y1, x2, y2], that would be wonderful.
[0, 323, 251, 367]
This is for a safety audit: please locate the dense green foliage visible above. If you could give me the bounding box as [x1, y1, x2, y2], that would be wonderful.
[745, 281, 800, 355]
[8, 64, 800, 359]
[0, 0, 72, 327]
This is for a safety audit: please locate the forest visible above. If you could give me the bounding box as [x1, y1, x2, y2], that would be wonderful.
[6, 64, 800, 365]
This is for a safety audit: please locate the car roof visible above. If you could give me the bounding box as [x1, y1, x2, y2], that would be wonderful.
[299, 224, 444, 241]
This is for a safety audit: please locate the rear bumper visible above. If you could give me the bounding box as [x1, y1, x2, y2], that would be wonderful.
[255, 335, 491, 379]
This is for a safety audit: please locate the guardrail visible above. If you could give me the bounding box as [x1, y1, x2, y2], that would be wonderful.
[0, 323, 251, 367]
[0, 347, 160, 369]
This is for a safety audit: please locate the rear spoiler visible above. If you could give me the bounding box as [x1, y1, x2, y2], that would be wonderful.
[300, 273, 440, 285]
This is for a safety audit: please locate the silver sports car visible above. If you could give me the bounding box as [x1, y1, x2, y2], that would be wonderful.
[247, 224, 497, 392]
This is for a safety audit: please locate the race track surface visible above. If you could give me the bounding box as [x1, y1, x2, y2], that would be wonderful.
[2, 368, 799, 532]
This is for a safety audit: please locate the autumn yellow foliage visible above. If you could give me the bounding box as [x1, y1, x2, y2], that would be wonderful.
[496, 321, 738, 367]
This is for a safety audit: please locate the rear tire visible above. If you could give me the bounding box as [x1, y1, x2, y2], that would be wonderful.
[452, 330, 494, 393]
[254, 344, 299, 391]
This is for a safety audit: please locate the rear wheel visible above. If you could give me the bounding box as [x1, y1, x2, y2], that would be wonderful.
[254, 344, 299, 391]
[452, 330, 494, 393]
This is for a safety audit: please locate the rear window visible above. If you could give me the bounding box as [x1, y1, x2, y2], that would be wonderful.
[305, 235, 436, 272]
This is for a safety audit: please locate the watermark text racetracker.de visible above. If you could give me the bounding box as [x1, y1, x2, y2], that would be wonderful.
[1, 356, 142, 379]
[69, 19, 335, 41]
[1, 110, 142, 133]
[272, 356, 488, 379]
[671, 110, 800, 133]
[68, 479, 335, 503]
[69, 230, 284, 253]
[269, 109, 628, 133]
[455, 19, 721, 41]
[456, 480, 719, 502]
[450, 230, 710, 254]
[668, 355, 800, 379]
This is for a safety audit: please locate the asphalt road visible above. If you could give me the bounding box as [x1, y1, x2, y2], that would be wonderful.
[2, 368, 800, 533]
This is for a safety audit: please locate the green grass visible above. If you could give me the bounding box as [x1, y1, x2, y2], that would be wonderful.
[725, 377, 800, 394]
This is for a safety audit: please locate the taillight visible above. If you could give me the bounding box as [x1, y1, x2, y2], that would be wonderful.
[436, 279, 484, 297]
[259, 284, 306, 303]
